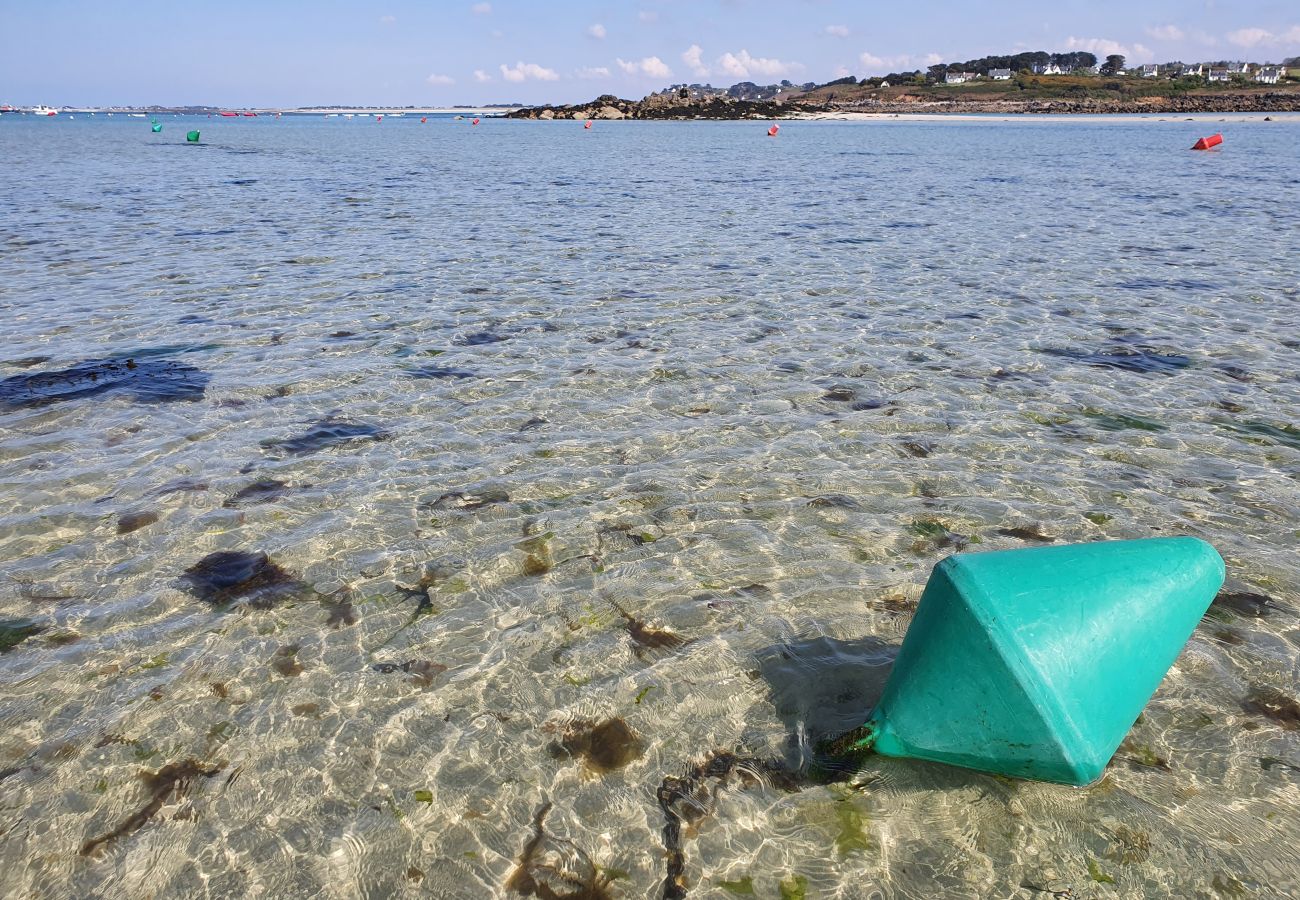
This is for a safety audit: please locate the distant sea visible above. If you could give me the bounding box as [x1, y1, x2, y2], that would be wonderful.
[1, 114, 1298, 898]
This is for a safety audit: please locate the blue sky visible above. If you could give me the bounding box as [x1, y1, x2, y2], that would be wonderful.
[2, 1, 1297, 106]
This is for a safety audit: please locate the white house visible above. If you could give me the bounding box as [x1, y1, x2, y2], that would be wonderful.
[944, 71, 977, 84]
[989, 68, 1012, 80]
[1226, 62, 1251, 74]
[1178, 64, 1204, 77]
[1208, 68, 1230, 83]
[1139, 64, 1160, 78]
[1032, 63, 1064, 75]
[1255, 66, 1285, 85]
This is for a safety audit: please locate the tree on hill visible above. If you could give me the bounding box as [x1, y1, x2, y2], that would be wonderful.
[1100, 54, 1126, 76]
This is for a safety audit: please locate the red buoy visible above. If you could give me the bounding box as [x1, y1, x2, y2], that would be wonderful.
[1191, 133, 1223, 150]
[376, 115, 383, 122]
[472, 118, 480, 126]
[768, 124, 780, 137]
[421, 116, 427, 123]
[584, 120, 592, 129]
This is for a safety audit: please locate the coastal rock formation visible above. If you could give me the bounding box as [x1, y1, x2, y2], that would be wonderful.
[507, 89, 1300, 121]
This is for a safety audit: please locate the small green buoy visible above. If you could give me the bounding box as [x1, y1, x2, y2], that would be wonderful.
[151, 123, 162, 133]
[851, 537, 1224, 785]
[186, 130, 200, 143]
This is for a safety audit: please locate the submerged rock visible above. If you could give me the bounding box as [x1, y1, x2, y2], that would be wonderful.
[548, 718, 644, 774]
[181, 551, 301, 607]
[1040, 346, 1191, 375]
[1243, 688, 1300, 730]
[0, 356, 211, 409]
[261, 419, 386, 456]
[223, 479, 290, 508]
[117, 510, 159, 534]
[455, 331, 508, 346]
[0, 618, 45, 653]
[432, 488, 510, 511]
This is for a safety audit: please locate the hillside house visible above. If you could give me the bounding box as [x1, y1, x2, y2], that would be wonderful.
[1255, 66, 1285, 84]
[1178, 64, 1204, 77]
[1207, 68, 1230, 83]
[1226, 62, 1251, 74]
[1032, 63, 1064, 75]
[989, 68, 1012, 80]
[1139, 64, 1160, 78]
[944, 71, 977, 84]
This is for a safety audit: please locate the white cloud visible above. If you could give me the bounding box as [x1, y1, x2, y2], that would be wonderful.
[379, 15, 396, 25]
[500, 61, 559, 82]
[1225, 26, 1300, 48]
[923, 53, 944, 66]
[1063, 36, 1153, 61]
[682, 44, 709, 77]
[577, 66, 611, 79]
[426, 74, 455, 85]
[716, 49, 802, 79]
[1145, 25, 1184, 42]
[491, 29, 503, 39]
[833, 64, 852, 78]
[473, 69, 492, 83]
[825, 25, 850, 38]
[587, 23, 606, 40]
[859, 52, 917, 72]
[472, 2, 491, 15]
[1227, 27, 1271, 48]
[616, 56, 673, 79]
[638, 11, 659, 24]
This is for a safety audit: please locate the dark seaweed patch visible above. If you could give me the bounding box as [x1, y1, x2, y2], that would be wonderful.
[0, 356, 210, 409]
[1213, 590, 1291, 619]
[1039, 347, 1191, 375]
[996, 525, 1056, 543]
[806, 495, 860, 510]
[4, 356, 52, 368]
[80, 760, 222, 856]
[261, 419, 386, 455]
[506, 801, 614, 899]
[0, 618, 45, 653]
[548, 718, 644, 774]
[223, 479, 290, 508]
[117, 510, 159, 534]
[408, 365, 475, 379]
[610, 601, 688, 654]
[270, 645, 304, 676]
[324, 597, 356, 628]
[371, 660, 447, 687]
[658, 752, 805, 899]
[181, 551, 301, 607]
[1243, 688, 1300, 730]
[454, 331, 508, 346]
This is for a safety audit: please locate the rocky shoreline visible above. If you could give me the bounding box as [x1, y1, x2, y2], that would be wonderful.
[507, 91, 1300, 121]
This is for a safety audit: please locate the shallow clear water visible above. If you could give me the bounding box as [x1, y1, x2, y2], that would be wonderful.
[1, 113, 1298, 898]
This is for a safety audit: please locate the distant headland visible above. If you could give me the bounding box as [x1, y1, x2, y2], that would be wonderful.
[507, 50, 1300, 120]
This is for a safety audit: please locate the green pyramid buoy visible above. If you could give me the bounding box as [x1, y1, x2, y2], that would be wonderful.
[186, 130, 200, 143]
[151, 123, 162, 133]
[856, 537, 1224, 785]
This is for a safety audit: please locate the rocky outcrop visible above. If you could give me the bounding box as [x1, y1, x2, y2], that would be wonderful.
[506, 89, 1300, 120]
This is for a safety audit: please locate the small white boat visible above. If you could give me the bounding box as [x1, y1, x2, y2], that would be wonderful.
[29, 106, 58, 116]
[128, 113, 146, 118]
[325, 113, 338, 118]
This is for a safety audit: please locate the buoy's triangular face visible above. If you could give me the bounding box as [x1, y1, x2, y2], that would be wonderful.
[869, 537, 1224, 785]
